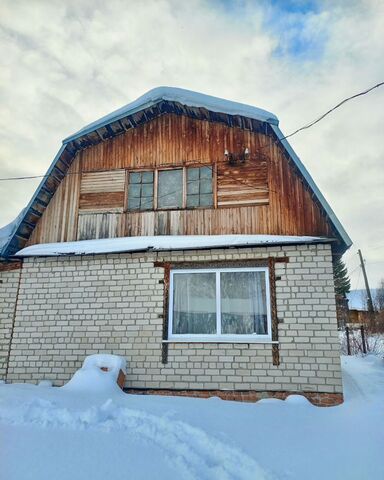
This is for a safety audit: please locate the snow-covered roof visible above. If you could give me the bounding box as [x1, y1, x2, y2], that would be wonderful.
[0, 209, 26, 256]
[1, 87, 351, 257]
[64, 86, 279, 143]
[16, 234, 331, 257]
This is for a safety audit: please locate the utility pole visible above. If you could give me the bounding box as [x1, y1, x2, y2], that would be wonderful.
[358, 249, 374, 313]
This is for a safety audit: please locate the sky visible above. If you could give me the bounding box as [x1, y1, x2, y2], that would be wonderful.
[0, 0, 383, 289]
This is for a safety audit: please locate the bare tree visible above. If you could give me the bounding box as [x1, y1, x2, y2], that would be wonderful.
[374, 279, 384, 311]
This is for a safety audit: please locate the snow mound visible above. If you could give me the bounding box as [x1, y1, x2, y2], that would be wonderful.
[83, 353, 126, 375]
[38, 380, 53, 387]
[284, 394, 313, 406]
[62, 354, 126, 394]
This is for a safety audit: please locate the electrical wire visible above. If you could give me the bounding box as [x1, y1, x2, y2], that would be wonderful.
[0, 81, 383, 183]
[279, 81, 384, 141]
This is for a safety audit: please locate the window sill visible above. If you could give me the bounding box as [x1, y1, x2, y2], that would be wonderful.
[163, 338, 278, 344]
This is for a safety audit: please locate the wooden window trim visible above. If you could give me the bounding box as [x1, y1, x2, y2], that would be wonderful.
[153, 169, 158, 210]
[156, 258, 283, 364]
[182, 167, 187, 209]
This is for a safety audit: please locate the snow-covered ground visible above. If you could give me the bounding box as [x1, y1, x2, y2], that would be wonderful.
[0, 355, 383, 480]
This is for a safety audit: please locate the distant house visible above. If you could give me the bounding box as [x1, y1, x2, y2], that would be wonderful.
[0, 87, 352, 405]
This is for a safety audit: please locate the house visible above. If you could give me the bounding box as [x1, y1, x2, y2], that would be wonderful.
[0, 87, 351, 405]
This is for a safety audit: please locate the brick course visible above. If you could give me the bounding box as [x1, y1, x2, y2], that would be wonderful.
[2, 243, 343, 401]
[0, 266, 21, 378]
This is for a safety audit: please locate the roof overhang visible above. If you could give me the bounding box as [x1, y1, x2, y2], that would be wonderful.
[63, 86, 279, 144]
[15, 234, 334, 258]
[1, 87, 351, 257]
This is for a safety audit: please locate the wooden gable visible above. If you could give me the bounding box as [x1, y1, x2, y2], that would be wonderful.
[27, 113, 336, 247]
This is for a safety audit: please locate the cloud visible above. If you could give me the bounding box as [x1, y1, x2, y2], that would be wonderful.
[0, 0, 383, 285]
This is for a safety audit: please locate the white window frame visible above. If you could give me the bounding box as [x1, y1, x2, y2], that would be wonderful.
[168, 267, 272, 343]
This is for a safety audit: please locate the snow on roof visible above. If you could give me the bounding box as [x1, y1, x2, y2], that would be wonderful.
[64, 86, 279, 143]
[16, 234, 331, 257]
[0, 209, 26, 256]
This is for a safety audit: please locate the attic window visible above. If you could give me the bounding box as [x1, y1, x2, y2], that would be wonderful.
[158, 169, 183, 209]
[186, 166, 213, 208]
[128, 171, 154, 211]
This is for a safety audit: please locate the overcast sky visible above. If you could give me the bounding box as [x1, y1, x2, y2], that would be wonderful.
[0, 0, 383, 289]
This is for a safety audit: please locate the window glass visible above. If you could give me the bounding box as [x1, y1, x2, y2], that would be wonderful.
[142, 171, 154, 184]
[170, 268, 270, 339]
[172, 272, 216, 334]
[221, 271, 267, 335]
[158, 169, 183, 209]
[186, 166, 213, 208]
[200, 194, 213, 207]
[187, 195, 199, 207]
[128, 171, 154, 211]
[130, 172, 142, 184]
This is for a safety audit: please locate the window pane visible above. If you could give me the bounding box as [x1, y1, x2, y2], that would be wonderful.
[172, 273, 216, 334]
[130, 172, 141, 184]
[220, 271, 268, 335]
[129, 184, 141, 198]
[186, 166, 213, 208]
[142, 183, 153, 197]
[128, 171, 154, 211]
[199, 194, 213, 207]
[142, 171, 154, 184]
[186, 194, 199, 208]
[140, 196, 153, 210]
[187, 180, 199, 195]
[200, 166, 212, 179]
[158, 170, 183, 209]
[128, 197, 140, 210]
[200, 179, 212, 194]
[187, 168, 200, 180]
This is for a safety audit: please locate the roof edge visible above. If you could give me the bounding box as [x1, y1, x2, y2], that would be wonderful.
[271, 125, 352, 249]
[1, 144, 68, 257]
[63, 86, 279, 144]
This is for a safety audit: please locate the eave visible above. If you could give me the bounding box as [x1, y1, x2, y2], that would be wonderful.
[1, 87, 351, 257]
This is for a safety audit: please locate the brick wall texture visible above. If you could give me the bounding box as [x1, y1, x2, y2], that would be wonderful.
[0, 267, 20, 378]
[1, 243, 343, 396]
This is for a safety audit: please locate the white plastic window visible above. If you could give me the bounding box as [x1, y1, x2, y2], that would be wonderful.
[169, 267, 271, 342]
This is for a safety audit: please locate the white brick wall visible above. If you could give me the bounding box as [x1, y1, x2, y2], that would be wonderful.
[0, 267, 21, 379]
[5, 243, 343, 393]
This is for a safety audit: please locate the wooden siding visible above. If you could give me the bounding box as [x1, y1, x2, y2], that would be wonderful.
[77, 212, 125, 240]
[28, 114, 335, 246]
[217, 153, 269, 207]
[28, 157, 81, 245]
[79, 169, 125, 211]
[80, 170, 125, 193]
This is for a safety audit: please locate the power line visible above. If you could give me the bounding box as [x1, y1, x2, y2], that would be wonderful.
[348, 263, 361, 277]
[280, 81, 384, 141]
[0, 81, 383, 184]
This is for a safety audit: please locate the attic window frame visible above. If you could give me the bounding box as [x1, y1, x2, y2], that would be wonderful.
[126, 165, 214, 212]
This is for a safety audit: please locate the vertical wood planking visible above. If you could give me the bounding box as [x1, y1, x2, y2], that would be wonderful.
[29, 113, 336, 245]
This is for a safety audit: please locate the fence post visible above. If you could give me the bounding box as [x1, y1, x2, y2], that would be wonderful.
[360, 325, 367, 354]
[346, 326, 351, 355]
